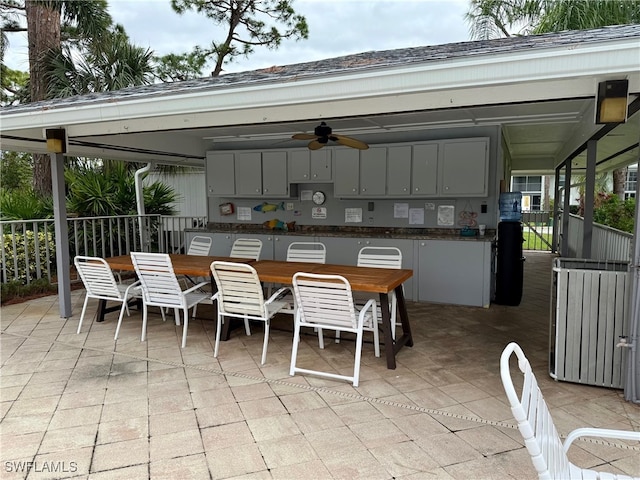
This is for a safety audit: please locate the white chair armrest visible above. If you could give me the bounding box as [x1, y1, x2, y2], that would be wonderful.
[266, 287, 292, 305]
[563, 427, 640, 452]
[211, 292, 218, 302]
[124, 280, 142, 297]
[357, 298, 378, 326]
[183, 281, 210, 295]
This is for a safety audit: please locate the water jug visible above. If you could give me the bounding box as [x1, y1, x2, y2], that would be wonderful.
[499, 192, 522, 222]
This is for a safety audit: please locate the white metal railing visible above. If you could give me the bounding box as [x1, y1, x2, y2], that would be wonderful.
[566, 214, 633, 262]
[1, 215, 206, 284]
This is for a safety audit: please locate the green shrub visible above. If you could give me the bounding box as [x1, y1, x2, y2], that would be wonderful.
[1, 230, 55, 283]
[1, 278, 57, 304]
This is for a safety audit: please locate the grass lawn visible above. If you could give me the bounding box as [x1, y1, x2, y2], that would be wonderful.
[523, 231, 552, 251]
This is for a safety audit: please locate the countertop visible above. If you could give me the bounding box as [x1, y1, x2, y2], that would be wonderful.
[185, 223, 496, 242]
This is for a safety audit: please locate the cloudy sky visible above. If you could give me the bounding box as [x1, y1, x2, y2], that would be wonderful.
[5, 0, 473, 75]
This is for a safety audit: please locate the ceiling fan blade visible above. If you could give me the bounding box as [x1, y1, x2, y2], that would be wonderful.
[308, 140, 325, 150]
[292, 133, 318, 140]
[334, 134, 369, 150]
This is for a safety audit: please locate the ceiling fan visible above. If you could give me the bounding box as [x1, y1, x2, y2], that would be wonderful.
[292, 122, 369, 150]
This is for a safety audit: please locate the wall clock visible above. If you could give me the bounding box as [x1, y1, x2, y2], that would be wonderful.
[312, 191, 326, 205]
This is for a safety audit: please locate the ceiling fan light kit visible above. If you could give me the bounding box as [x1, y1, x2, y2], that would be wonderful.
[292, 121, 369, 150]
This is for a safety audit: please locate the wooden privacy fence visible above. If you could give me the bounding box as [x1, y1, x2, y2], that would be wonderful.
[550, 258, 630, 389]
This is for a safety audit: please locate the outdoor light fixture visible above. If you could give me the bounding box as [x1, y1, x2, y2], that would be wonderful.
[595, 79, 629, 124]
[46, 128, 67, 153]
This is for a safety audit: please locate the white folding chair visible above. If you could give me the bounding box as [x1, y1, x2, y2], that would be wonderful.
[290, 272, 379, 387]
[187, 235, 212, 255]
[501, 342, 640, 480]
[277, 242, 327, 314]
[286, 242, 326, 263]
[210, 261, 290, 365]
[230, 238, 262, 260]
[356, 246, 402, 339]
[74, 256, 140, 338]
[130, 252, 210, 348]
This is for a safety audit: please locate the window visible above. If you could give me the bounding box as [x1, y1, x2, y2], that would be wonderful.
[624, 169, 637, 200]
[512, 176, 542, 192]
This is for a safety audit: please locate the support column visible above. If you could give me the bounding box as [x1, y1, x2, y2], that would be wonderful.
[582, 140, 597, 259]
[561, 161, 571, 257]
[47, 128, 71, 318]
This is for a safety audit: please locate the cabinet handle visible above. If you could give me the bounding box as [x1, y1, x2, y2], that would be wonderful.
[403, 187, 408, 192]
[415, 187, 419, 191]
[312, 174, 317, 178]
[352, 188, 357, 192]
[365, 240, 371, 245]
[361, 188, 366, 192]
[264, 188, 268, 193]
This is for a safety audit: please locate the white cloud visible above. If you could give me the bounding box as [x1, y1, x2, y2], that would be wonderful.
[4, 0, 472, 76]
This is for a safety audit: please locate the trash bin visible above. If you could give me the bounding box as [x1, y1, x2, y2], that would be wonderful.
[550, 258, 630, 388]
[494, 221, 524, 306]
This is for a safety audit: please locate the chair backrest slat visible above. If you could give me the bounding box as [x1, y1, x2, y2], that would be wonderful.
[230, 238, 262, 260]
[131, 252, 184, 308]
[357, 246, 402, 269]
[74, 256, 122, 299]
[293, 273, 357, 329]
[286, 242, 326, 263]
[187, 236, 212, 256]
[211, 261, 265, 316]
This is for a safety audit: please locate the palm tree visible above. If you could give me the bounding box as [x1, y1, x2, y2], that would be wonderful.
[3, 1, 154, 197]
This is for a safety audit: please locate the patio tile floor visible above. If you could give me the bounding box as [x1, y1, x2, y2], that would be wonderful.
[1, 252, 638, 479]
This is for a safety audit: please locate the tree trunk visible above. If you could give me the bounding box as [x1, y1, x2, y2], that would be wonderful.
[612, 167, 627, 200]
[26, 0, 61, 197]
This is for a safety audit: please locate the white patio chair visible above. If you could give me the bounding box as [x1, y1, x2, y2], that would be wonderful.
[210, 261, 290, 365]
[277, 241, 327, 315]
[74, 255, 141, 337]
[187, 235, 212, 256]
[356, 246, 402, 339]
[500, 342, 640, 480]
[130, 252, 210, 348]
[290, 272, 379, 387]
[230, 238, 262, 260]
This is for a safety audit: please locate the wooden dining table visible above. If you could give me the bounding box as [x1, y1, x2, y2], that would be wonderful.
[104, 254, 414, 369]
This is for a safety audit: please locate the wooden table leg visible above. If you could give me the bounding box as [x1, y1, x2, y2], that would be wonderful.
[394, 286, 414, 349]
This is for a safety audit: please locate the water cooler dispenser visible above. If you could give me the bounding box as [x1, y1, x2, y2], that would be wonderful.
[495, 192, 524, 306]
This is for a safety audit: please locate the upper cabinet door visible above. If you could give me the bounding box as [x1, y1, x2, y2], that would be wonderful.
[262, 151, 288, 196]
[333, 148, 360, 196]
[206, 152, 235, 196]
[234, 152, 263, 196]
[310, 149, 332, 181]
[440, 138, 489, 196]
[359, 146, 386, 196]
[288, 149, 311, 182]
[412, 143, 438, 196]
[387, 145, 412, 196]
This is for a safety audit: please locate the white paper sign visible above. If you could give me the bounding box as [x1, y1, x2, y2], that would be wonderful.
[394, 203, 409, 218]
[345, 208, 362, 223]
[437, 205, 455, 226]
[311, 207, 327, 219]
[237, 207, 252, 221]
[409, 208, 424, 225]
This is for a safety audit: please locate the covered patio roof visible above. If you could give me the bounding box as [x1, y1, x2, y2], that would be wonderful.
[1, 24, 639, 174]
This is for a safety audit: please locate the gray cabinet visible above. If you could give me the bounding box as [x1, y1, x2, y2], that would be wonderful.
[288, 149, 332, 182]
[417, 239, 491, 307]
[439, 138, 489, 197]
[234, 152, 262, 196]
[210, 233, 234, 256]
[262, 151, 289, 196]
[235, 151, 289, 197]
[412, 143, 439, 196]
[334, 146, 386, 197]
[385, 143, 438, 197]
[206, 152, 235, 196]
[386, 145, 413, 196]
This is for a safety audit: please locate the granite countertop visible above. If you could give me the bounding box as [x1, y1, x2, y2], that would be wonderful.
[185, 223, 496, 242]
